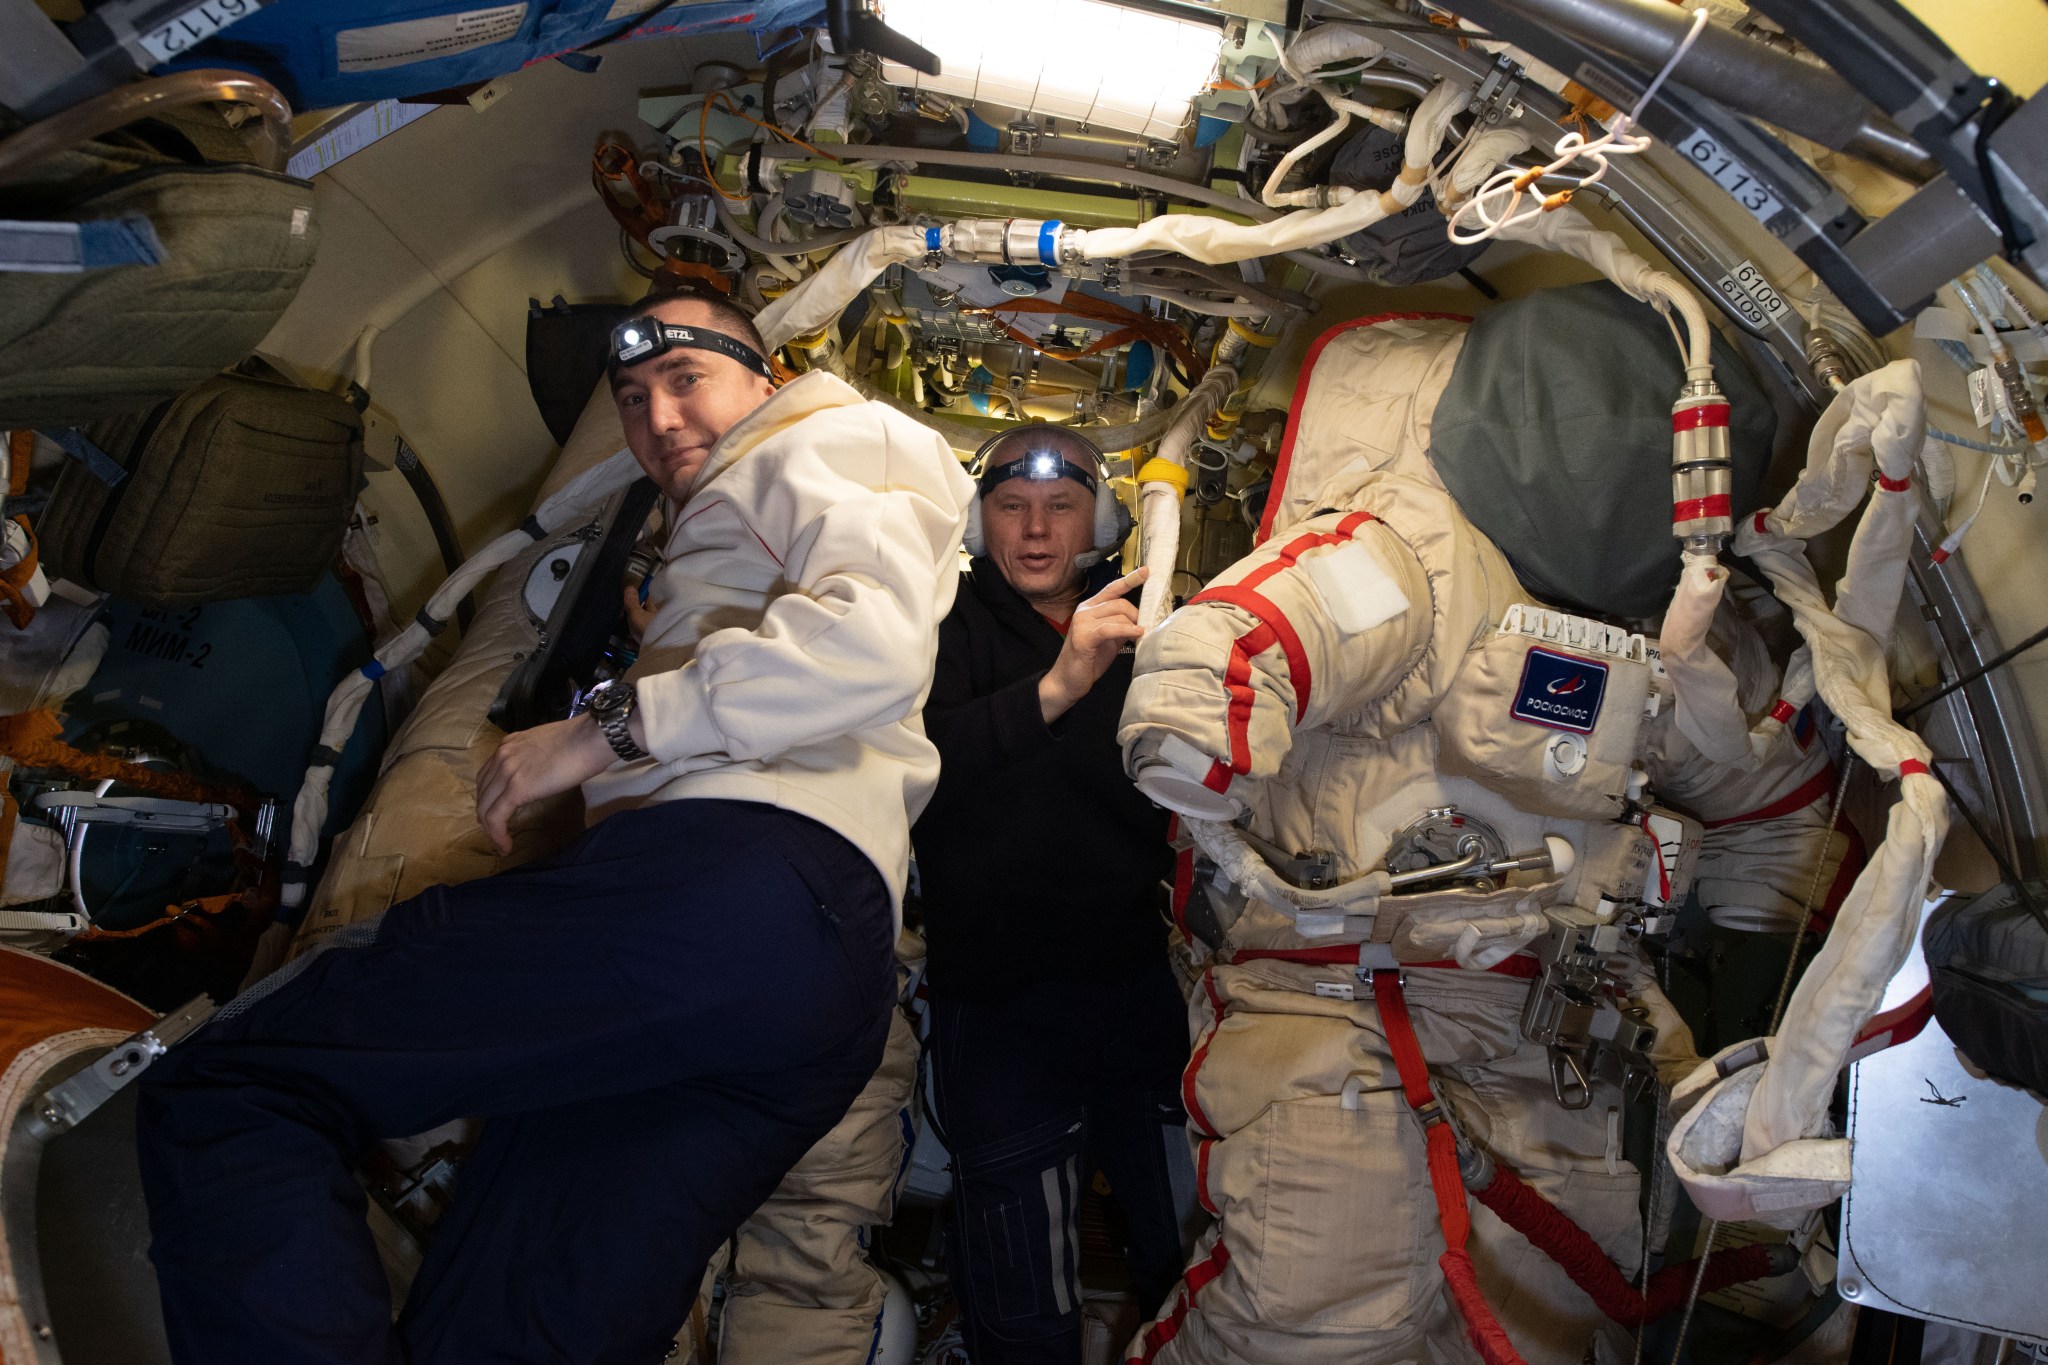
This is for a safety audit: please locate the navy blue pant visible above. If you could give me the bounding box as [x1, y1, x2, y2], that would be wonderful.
[930, 956, 1196, 1364]
[136, 798, 894, 1365]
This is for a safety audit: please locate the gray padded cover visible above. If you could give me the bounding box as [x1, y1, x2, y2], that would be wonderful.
[1429, 280, 1776, 620]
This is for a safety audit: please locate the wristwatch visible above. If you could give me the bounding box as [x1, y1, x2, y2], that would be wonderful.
[587, 680, 648, 762]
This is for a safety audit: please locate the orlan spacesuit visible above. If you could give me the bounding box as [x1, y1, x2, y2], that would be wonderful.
[1112, 275, 1881, 1365]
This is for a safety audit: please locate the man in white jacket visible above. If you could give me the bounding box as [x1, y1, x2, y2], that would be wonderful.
[136, 293, 976, 1365]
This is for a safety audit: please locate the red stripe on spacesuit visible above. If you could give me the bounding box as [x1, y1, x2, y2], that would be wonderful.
[1127, 1240, 1233, 1363]
[1847, 985, 1933, 1063]
[1214, 624, 1274, 780]
[1194, 1137, 1219, 1216]
[1195, 585, 1314, 722]
[1697, 767, 1837, 829]
[1261, 314, 1473, 544]
[1180, 971, 1227, 1140]
[1191, 512, 1379, 729]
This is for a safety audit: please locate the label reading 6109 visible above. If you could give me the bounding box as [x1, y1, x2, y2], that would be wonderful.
[1715, 258, 1790, 330]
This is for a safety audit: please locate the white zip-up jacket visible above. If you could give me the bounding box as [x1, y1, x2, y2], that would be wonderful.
[581, 371, 975, 913]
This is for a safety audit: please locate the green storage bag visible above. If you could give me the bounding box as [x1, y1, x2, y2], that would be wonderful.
[0, 104, 317, 428]
[38, 361, 363, 605]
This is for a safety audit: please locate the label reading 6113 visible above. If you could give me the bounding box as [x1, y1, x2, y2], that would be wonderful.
[1675, 128, 1785, 225]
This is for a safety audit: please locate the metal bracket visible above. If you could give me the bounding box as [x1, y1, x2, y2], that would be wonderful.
[27, 994, 215, 1140]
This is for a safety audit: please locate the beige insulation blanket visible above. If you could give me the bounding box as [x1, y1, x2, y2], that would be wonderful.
[290, 387, 627, 956]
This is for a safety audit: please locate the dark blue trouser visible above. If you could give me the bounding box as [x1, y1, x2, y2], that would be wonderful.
[930, 956, 1197, 1365]
[136, 798, 894, 1365]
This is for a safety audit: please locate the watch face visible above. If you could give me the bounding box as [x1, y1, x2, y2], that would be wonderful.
[590, 682, 626, 717]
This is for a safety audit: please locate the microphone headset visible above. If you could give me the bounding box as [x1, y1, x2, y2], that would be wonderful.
[962, 424, 1133, 566]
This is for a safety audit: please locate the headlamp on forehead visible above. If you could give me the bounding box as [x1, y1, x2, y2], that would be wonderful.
[608, 314, 775, 381]
[977, 448, 1100, 497]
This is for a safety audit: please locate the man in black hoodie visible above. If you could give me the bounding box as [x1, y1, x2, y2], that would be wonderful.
[912, 425, 1192, 1364]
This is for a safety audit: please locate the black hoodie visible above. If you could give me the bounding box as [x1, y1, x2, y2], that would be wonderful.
[911, 557, 1173, 996]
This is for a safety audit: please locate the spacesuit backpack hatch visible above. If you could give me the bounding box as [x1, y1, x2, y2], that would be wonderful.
[1115, 283, 1856, 1365]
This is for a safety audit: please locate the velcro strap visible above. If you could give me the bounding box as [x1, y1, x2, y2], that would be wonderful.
[1877, 472, 1912, 492]
[1899, 758, 1929, 778]
[306, 745, 344, 770]
[521, 515, 547, 541]
[415, 607, 449, 636]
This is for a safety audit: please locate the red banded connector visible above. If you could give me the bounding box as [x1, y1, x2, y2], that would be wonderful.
[1672, 387, 1734, 547]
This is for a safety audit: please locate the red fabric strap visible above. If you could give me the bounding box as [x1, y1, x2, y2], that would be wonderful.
[1899, 758, 1929, 777]
[1699, 766, 1836, 829]
[1472, 1165, 1785, 1324]
[1672, 495, 1732, 524]
[1768, 698, 1797, 725]
[1753, 510, 1770, 534]
[1877, 472, 1912, 492]
[1376, 972, 1525, 1365]
[1672, 404, 1731, 432]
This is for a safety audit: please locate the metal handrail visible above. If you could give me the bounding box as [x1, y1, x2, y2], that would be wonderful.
[0, 68, 292, 186]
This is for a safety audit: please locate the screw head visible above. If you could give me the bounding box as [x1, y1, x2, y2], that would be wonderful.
[1841, 1278, 1863, 1299]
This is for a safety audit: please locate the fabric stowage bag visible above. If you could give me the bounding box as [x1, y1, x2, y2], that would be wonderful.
[38, 364, 363, 605]
[0, 105, 317, 428]
[1923, 880, 2048, 1101]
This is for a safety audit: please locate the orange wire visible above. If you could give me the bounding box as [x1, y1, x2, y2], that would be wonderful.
[697, 89, 843, 201]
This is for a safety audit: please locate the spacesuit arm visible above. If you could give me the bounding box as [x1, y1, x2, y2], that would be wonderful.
[634, 488, 965, 767]
[1118, 513, 1432, 813]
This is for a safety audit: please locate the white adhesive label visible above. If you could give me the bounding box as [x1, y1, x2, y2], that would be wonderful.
[137, 0, 262, 65]
[286, 99, 436, 179]
[1302, 539, 1408, 637]
[1675, 129, 1785, 224]
[1313, 980, 1357, 1001]
[336, 4, 527, 74]
[1714, 259, 1789, 330]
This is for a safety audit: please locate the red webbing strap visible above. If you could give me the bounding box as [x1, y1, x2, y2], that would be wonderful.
[1375, 972, 1527, 1365]
[1471, 1165, 1783, 1324]
[1698, 766, 1837, 829]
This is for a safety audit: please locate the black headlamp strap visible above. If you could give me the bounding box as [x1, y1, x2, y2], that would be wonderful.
[613, 318, 775, 381]
[976, 455, 1100, 497]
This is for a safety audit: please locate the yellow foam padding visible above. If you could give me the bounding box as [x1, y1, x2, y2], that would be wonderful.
[1135, 457, 1191, 493]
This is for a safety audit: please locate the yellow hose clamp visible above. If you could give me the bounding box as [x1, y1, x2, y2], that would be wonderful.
[1135, 457, 1191, 494]
[1226, 317, 1278, 348]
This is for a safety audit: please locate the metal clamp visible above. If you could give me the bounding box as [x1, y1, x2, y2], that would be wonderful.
[27, 994, 215, 1140]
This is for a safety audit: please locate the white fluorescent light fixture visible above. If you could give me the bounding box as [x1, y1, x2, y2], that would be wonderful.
[877, 0, 1224, 143]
